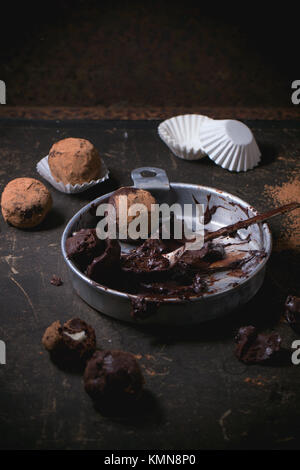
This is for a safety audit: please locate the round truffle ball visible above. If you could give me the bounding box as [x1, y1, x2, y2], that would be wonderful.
[42, 318, 96, 364]
[108, 187, 156, 240]
[1, 178, 52, 228]
[84, 350, 144, 400]
[48, 137, 102, 185]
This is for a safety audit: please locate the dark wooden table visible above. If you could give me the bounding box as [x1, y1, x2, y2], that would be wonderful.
[0, 119, 299, 450]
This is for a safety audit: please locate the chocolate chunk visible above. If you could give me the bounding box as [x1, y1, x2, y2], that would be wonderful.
[50, 275, 63, 286]
[235, 326, 282, 364]
[122, 238, 170, 274]
[204, 242, 225, 262]
[285, 295, 300, 333]
[86, 238, 121, 282]
[66, 228, 104, 269]
[84, 350, 144, 400]
[130, 295, 160, 319]
[180, 242, 225, 268]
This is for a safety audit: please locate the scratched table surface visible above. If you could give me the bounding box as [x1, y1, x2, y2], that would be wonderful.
[0, 119, 299, 450]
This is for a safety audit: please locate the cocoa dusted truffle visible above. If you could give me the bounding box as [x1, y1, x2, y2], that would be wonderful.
[42, 318, 96, 364]
[84, 350, 144, 400]
[1, 178, 52, 228]
[234, 326, 282, 364]
[108, 187, 156, 240]
[66, 228, 104, 269]
[48, 137, 102, 185]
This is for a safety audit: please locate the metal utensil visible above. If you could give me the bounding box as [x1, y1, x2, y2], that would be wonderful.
[165, 201, 300, 268]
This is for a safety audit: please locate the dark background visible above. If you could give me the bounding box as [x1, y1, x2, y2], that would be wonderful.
[0, 0, 298, 108]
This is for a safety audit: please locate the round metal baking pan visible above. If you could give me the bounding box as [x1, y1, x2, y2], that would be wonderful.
[61, 168, 272, 325]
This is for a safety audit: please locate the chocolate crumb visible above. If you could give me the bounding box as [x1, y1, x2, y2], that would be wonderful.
[235, 326, 282, 364]
[130, 295, 160, 320]
[285, 295, 300, 333]
[50, 275, 63, 286]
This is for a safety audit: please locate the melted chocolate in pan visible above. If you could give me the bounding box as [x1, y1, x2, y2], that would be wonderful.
[65, 194, 275, 319]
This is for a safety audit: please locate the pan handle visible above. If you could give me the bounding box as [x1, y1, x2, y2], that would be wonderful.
[131, 167, 170, 192]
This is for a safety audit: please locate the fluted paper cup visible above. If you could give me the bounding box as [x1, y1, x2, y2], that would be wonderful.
[158, 114, 213, 160]
[199, 119, 261, 172]
[36, 155, 109, 194]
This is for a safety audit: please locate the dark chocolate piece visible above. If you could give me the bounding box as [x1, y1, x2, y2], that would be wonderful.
[66, 228, 104, 269]
[235, 326, 282, 364]
[86, 238, 121, 282]
[285, 295, 300, 333]
[130, 295, 160, 319]
[50, 275, 63, 286]
[84, 350, 144, 400]
[179, 242, 225, 268]
[122, 238, 170, 274]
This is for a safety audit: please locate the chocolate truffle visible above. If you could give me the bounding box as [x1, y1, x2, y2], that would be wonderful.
[42, 318, 96, 363]
[1, 178, 52, 228]
[84, 350, 144, 400]
[285, 295, 300, 333]
[234, 326, 282, 364]
[108, 187, 156, 240]
[66, 228, 104, 269]
[48, 137, 102, 185]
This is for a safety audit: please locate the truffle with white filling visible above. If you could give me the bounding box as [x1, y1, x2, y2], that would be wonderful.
[42, 318, 96, 364]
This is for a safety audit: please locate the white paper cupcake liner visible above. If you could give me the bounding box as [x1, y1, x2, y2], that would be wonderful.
[158, 114, 213, 160]
[36, 155, 109, 194]
[199, 119, 261, 172]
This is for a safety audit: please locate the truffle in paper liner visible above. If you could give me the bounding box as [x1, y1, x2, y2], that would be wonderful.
[36, 155, 109, 194]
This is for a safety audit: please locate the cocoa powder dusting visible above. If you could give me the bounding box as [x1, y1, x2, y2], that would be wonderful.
[264, 176, 300, 251]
